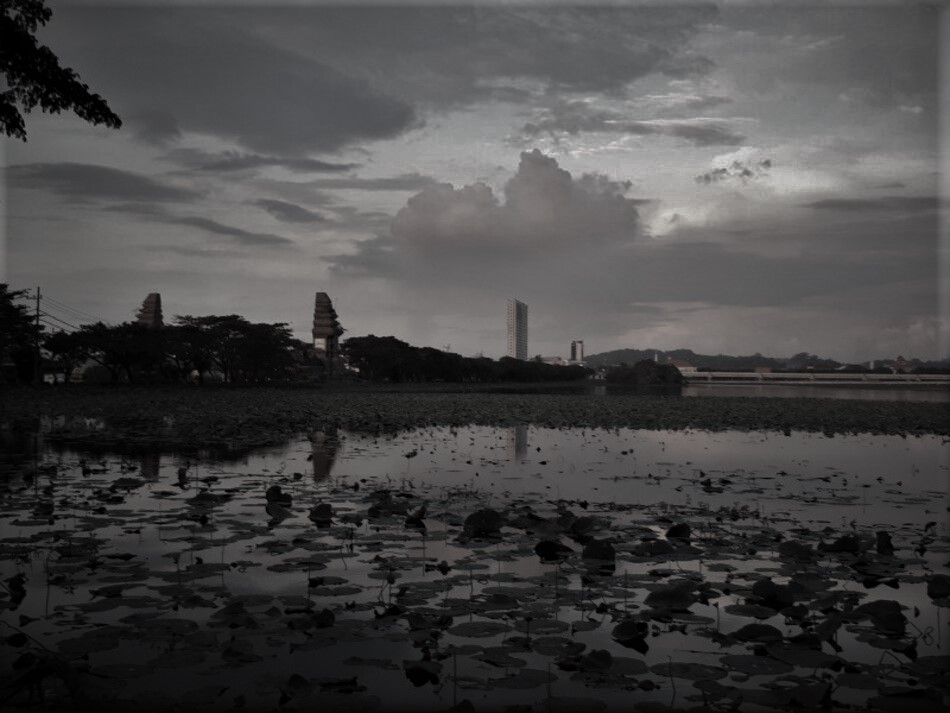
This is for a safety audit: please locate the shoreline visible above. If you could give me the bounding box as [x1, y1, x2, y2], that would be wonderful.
[2, 384, 948, 455]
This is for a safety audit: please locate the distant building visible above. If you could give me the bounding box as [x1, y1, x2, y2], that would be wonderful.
[312, 292, 344, 370]
[570, 340, 585, 362]
[135, 293, 163, 328]
[893, 355, 909, 373]
[506, 299, 528, 360]
[667, 358, 697, 374]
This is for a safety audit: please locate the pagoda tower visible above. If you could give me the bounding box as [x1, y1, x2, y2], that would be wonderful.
[312, 292, 343, 370]
[135, 293, 163, 328]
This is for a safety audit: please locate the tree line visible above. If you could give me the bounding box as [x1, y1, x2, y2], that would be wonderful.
[1, 286, 592, 386]
[1, 286, 316, 385]
[341, 335, 590, 383]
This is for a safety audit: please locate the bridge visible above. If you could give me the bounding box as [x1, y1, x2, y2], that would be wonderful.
[683, 371, 950, 384]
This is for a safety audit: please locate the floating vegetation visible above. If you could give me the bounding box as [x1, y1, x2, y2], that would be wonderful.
[0, 422, 947, 712]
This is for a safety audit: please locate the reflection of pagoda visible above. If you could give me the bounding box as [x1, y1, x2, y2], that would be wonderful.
[139, 452, 160, 481]
[506, 424, 528, 461]
[312, 292, 344, 374]
[310, 427, 340, 481]
[135, 293, 163, 328]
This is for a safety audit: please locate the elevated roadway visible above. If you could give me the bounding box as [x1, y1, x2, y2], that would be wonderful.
[684, 371, 950, 385]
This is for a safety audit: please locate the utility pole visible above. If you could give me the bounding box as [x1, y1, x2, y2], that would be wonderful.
[33, 287, 41, 385]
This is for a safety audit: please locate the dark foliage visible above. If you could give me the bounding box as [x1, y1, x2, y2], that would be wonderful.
[605, 360, 683, 386]
[342, 335, 591, 383]
[1, 0, 121, 140]
[0, 284, 41, 384]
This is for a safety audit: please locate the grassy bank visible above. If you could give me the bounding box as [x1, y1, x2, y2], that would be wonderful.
[2, 383, 947, 453]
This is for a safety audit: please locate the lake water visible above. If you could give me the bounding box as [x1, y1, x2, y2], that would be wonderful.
[1, 425, 947, 712]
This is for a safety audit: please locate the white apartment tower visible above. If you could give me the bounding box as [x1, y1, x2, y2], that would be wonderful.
[506, 299, 528, 360]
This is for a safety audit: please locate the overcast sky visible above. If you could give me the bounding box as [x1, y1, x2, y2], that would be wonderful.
[3, 1, 947, 363]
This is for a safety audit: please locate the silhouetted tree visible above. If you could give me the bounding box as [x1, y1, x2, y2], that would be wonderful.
[342, 335, 590, 384]
[173, 315, 299, 383]
[0, 283, 41, 383]
[76, 322, 157, 383]
[43, 329, 89, 383]
[1, 0, 121, 140]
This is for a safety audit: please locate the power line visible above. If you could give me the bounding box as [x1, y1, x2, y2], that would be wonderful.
[39, 303, 87, 330]
[39, 311, 80, 331]
[42, 293, 108, 324]
[39, 317, 76, 333]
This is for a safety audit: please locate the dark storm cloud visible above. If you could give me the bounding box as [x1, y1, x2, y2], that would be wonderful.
[168, 217, 294, 248]
[129, 109, 181, 145]
[260, 6, 719, 104]
[8, 163, 198, 203]
[104, 203, 295, 248]
[251, 199, 326, 224]
[307, 174, 439, 192]
[53, 9, 419, 154]
[720, 5, 938, 115]
[804, 196, 939, 213]
[522, 102, 744, 146]
[42, 5, 724, 157]
[165, 149, 358, 175]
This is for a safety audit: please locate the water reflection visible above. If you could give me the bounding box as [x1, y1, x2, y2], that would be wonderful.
[0, 425, 946, 712]
[138, 451, 160, 481]
[309, 426, 340, 481]
[505, 423, 528, 460]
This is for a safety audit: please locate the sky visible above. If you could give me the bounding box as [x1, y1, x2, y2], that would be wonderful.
[2, 0, 947, 363]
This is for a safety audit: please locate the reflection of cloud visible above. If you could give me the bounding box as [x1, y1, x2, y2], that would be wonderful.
[310, 427, 340, 481]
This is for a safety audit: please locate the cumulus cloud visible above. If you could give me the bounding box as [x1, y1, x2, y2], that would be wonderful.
[522, 102, 744, 146]
[8, 163, 199, 203]
[696, 158, 772, 184]
[387, 149, 640, 255]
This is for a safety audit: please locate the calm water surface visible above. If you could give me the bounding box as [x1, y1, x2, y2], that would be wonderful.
[1, 425, 947, 712]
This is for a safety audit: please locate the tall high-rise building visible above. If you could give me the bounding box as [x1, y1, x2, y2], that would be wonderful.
[571, 340, 585, 362]
[312, 292, 344, 369]
[135, 293, 163, 328]
[506, 299, 528, 360]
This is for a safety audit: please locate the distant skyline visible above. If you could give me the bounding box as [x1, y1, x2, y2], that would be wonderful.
[3, 2, 947, 363]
